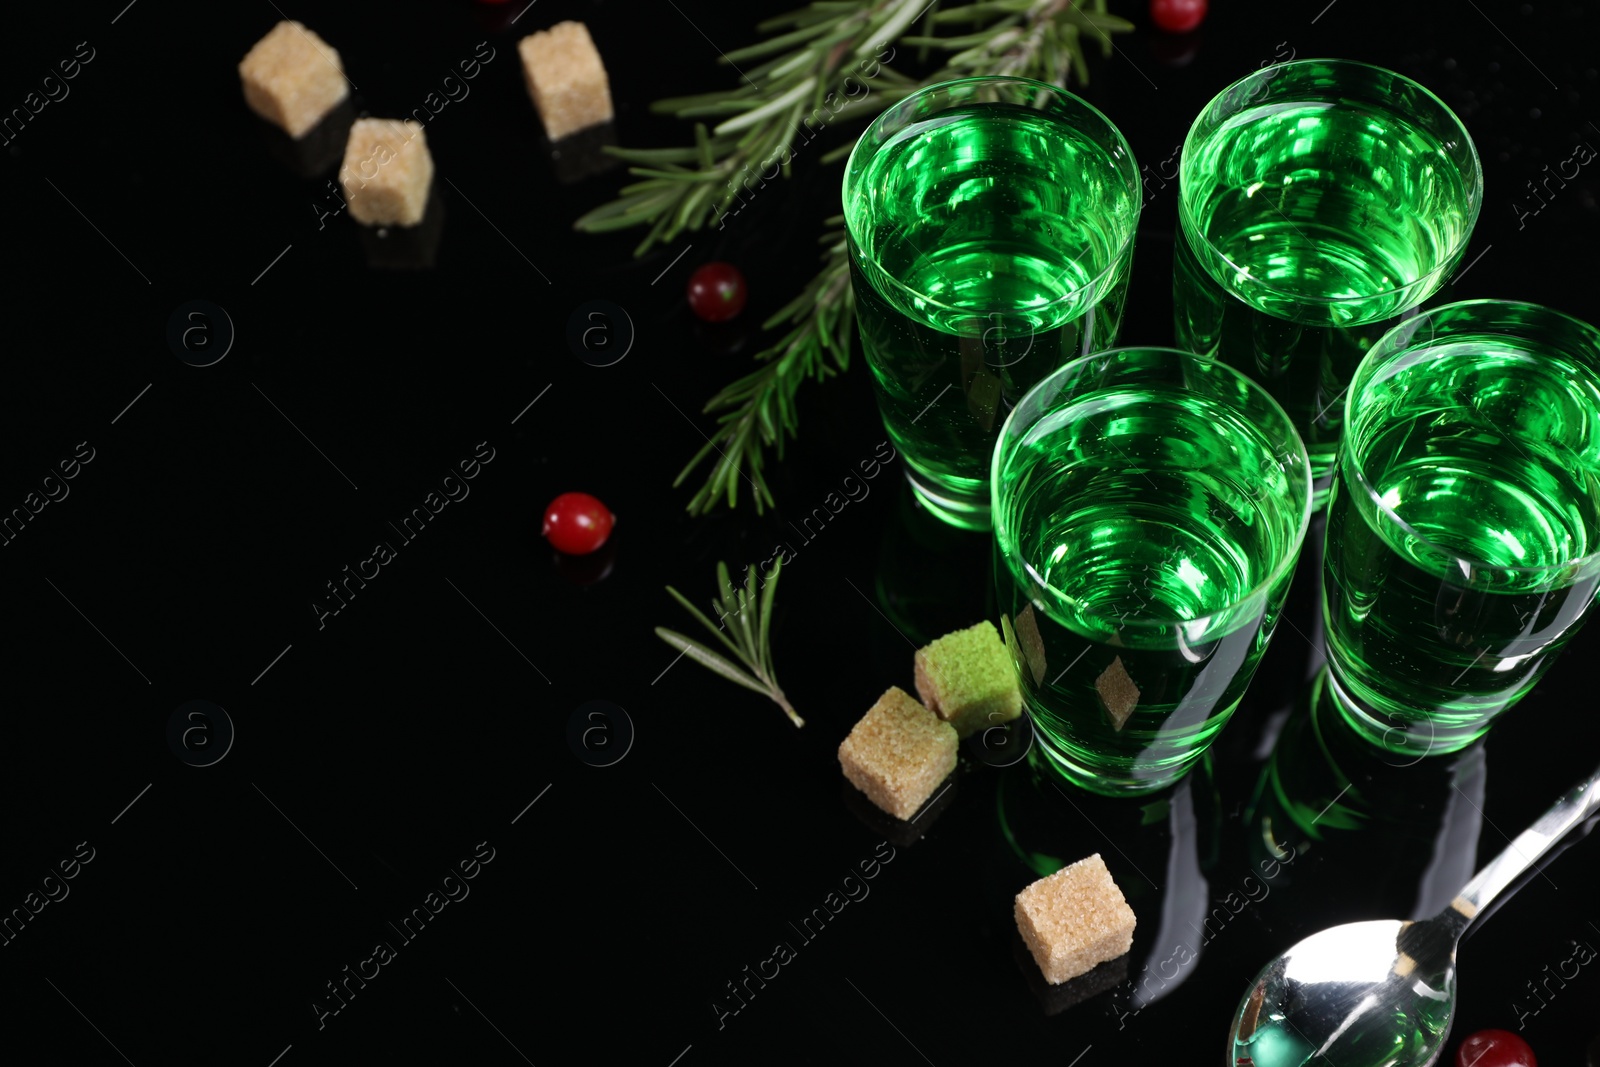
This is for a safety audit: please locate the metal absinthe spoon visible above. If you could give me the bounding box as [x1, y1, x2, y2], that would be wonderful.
[1227, 762, 1600, 1066]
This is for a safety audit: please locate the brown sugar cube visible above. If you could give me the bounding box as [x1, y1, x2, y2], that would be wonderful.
[1015, 853, 1137, 984]
[838, 687, 957, 821]
[518, 22, 614, 140]
[239, 21, 349, 139]
[338, 119, 434, 227]
[914, 621, 1023, 739]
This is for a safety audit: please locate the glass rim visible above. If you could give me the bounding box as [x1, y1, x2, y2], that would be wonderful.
[991, 346, 1314, 631]
[1343, 297, 1600, 578]
[842, 74, 1142, 324]
[1177, 57, 1484, 312]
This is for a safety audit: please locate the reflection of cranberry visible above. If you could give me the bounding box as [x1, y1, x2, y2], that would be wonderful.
[1455, 1030, 1536, 1067]
[1150, 31, 1202, 68]
[694, 318, 750, 357]
[554, 539, 616, 586]
[471, 1, 518, 33]
[1151, 0, 1207, 33]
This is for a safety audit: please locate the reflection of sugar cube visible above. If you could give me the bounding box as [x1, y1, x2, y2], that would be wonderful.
[914, 621, 1023, 739]
[838, 687, 956, 820]
[1015, 853, 1137, 984]
[1013, 606, 1048, 685]
[518, 22, 614, 140]
[1096, 656, 1140, 731]
[238, 21, 349, 139]
[339, 120, 434, 228]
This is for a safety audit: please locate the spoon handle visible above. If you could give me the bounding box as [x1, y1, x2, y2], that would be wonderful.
[1449, 762, 1600, 920]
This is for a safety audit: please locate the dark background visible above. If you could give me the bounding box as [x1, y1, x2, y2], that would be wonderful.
[1, 0, 1598, 1064]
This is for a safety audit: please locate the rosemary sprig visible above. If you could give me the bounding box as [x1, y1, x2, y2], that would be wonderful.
[655, 559, 802, 728]
[581, 0, 1131, 513]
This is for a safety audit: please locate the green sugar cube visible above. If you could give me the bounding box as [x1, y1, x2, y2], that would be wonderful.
[914, 620, 1023, 740]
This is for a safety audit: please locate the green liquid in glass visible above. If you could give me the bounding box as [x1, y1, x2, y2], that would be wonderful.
[994, 375, 1302, 795]
[1325, 335, 1600, 755]
[1178, 87, 1476, 501]
[847, 99, 1137, 530]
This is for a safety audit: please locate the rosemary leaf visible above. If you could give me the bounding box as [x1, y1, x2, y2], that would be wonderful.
[715, 77, 817, 135]
[732, 564, 760, 667]
[602, 145, 708, 163]
[652, 89, 760, 112]
[654, 628, 772, 696]
[757, 558, 782, 677]
[722, 20, 836, 63]
[674, 183, 716, 230]
[818, 141, 856, 165]
[625, 166, 704, 181]
[576, 213, 666, 234]
[694, 122, 715, 169]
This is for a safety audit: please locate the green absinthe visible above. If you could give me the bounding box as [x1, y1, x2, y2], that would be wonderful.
[1177, 62, 1478, 502]
[994, 356, 1307, 795]
[1324, 324, 1600, 756]
[846, 93, 1137, 530]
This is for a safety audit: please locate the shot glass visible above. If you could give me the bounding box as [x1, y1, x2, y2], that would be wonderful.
[1323, 300, 1600, 758]
[1175, 59, 1482, 507]
[843, 76, 1140, 531]
[992, 348, 1312, 796]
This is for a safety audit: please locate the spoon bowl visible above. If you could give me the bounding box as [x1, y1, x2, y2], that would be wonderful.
[1230, 918, 1457, 1067]
[1225, 764, 1600, 1067]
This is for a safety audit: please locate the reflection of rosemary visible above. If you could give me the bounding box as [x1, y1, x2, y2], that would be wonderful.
[576, 0, 1130, 515]
[656, 560, 802, 727]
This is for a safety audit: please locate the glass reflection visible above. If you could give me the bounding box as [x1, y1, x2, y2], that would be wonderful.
[1246, 665, 1486, 922]
[874, 478, 993, 649]
[995, 750, 1220, 1013]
